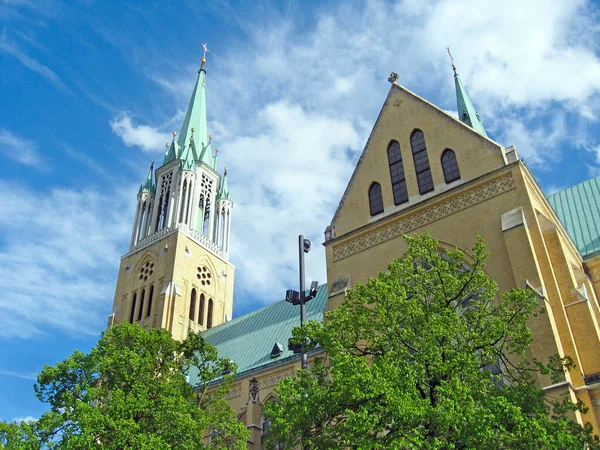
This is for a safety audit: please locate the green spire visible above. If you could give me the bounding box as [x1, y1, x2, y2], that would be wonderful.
[177, 55, 216, 169]
[140, 161, 155, 193]
[448, 49, 487, 137]
[218, 167, 232, 200]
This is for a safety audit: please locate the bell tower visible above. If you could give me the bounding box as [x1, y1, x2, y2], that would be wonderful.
[108, 51, 235, 341]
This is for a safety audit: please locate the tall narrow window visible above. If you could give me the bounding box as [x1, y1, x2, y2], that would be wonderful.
[387, 141, 408, 205]
[441, 149, 461, 183]
[410, 130, 434, 194]
[146, 285, 154, 317]
[369, 182, 384, 216]
[207, 298, 214, 329]
[138, 289, 145, 321]
[189, 289, 197, 321]
[129, 293, 137, 323]
[199, 293, 206, 325]
[179, 180, 188, 223]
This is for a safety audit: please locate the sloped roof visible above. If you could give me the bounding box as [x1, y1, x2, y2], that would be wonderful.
[190, 284, 328, 384]
[547, 175, 600, 259]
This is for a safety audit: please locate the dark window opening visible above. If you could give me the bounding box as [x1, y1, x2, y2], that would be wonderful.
[129, 293, 137, 323]
[369, 182, 384, 216]
[138, 289, 145, 321]
[199, 293, 205, 325]
[207, 298, 214, 329]
[441, 149, 461, 183]
[387, 140, 408, 205]
[410, 130, 434, 194]
[189, 288, 196, 321]
[146, 285, 154, 317]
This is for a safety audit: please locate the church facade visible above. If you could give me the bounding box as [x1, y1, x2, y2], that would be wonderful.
[109, 55, 600, 446]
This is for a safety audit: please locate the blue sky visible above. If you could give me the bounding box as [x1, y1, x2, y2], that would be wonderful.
[2, 0, 600, 423]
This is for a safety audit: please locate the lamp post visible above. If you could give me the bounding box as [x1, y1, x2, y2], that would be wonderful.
[286, 235, 318, 370]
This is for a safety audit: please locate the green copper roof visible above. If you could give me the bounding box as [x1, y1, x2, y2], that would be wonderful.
[454, 69, 487, 137]
[176, 65, 216, 169]
[547, 175, 600, 259]
[188, 284, 328, 385]
[139, 161, 155, 193]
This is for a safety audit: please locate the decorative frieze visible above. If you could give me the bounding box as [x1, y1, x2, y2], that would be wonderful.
[257, 368, 296, 389]
[332, 174, 515, 261]
[224, 382, 242, 400]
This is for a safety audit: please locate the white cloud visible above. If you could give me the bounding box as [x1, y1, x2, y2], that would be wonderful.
[224, 101, 361, 304]
[110, 112, 172, 153]
[0, 181, 132, 338]
[0, 129, 43, 167]
[10, 416, 36, 424]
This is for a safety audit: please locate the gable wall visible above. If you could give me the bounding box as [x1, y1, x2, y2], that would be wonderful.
[331, 84, 505, 238]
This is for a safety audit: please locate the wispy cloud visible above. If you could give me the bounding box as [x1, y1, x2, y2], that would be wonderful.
[0, 129, 43, 168]
[61, 144, 114, 180]
[0, 180, 133, 339]
[0, 31, 71, 94]
[0, 369, 37, 381]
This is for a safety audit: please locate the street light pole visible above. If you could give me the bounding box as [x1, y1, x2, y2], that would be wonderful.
[298, 235, 308, 370]
[286, 235, 318, 370]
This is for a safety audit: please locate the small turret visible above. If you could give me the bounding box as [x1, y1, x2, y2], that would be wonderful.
[447, 48, 488, 137]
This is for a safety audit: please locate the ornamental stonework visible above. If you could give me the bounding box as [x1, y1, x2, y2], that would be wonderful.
[224, 382, 242, 400]
[333, 174, 515, 261]
[258, 368, 296, 389]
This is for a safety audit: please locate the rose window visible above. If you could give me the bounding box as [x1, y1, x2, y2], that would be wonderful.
[197, 265, 212, 286]
[139, 261, 154, 281]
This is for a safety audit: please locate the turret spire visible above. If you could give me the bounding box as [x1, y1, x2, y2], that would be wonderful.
[140, 160, 155, 193]
[446, 48, 487, 137]
[218, 166, 232, 200]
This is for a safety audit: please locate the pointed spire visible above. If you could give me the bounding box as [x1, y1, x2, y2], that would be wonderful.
[218, 166, 232, 200]
[447, 48, 487, 137]
[140, 160, 155, 193]
[177, 46, 215, 169]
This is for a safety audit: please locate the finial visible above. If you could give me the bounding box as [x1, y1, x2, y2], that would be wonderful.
[150, 160, 154, 170]
[172, 131, 177, 137]
[208, 134, 213, 142]
[446, 47, 457, 74]
[388, 72, 399, 84]
[166, 143, 170, 148]
[224, 166, 228, 176]
[200, 43, 210, 72]
[191, 127, 195, 133]
[215, 147, 219, 154]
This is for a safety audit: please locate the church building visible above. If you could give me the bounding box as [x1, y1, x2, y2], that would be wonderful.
[109, 53, 600, 446]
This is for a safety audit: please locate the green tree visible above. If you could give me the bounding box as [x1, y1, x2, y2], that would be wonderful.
[264, 233, 600, 449]
[1, 323, 249, 449]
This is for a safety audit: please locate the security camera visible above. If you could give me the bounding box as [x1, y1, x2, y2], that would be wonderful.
[303, 238, 311, 253]
[309, 281, 318, 299]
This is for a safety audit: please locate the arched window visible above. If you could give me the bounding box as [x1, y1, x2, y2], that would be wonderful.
[129, 293, 137, 323]
[207, 298, 214, 329]
[369, 182, 384, 216]
[199, 293, 206, 325]
[387, 141, 408, 205]
[441, 149, 460, 183]
[138, 289, 145, 321]
[410, 130, 434, 194]
[146, 285, 154, 317]
[189, 288, 196, 321]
